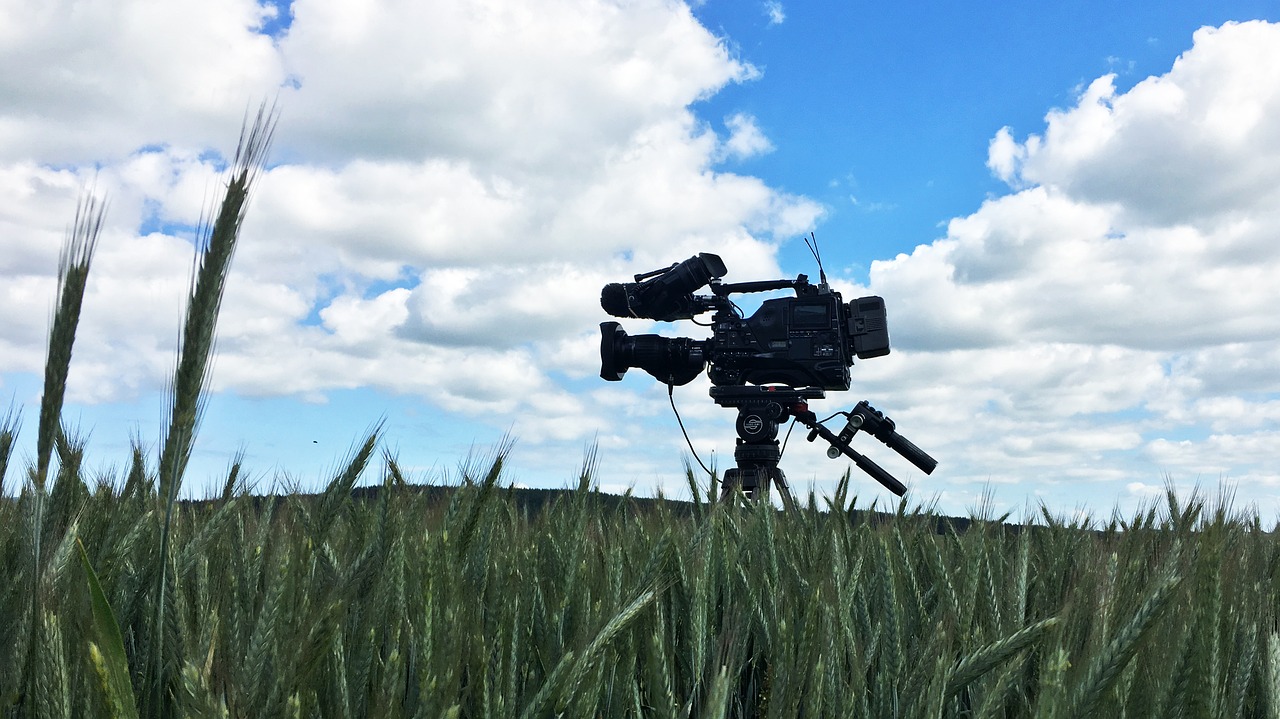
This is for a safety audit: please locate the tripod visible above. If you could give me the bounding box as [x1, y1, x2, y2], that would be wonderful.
[711, 386, 823, 510]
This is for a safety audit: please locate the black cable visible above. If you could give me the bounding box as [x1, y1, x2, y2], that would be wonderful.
[668, 383, 715, 478]
[780, 409, 841, 459]
[778, 418, 797, 458]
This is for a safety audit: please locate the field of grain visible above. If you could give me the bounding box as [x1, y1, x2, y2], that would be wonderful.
[4, 435, 1280, 717]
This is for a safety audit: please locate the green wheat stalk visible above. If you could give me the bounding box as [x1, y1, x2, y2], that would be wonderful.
[19, 191, 104, 719]
[0, 404, 19, 497]
[34, 192, 104, 490]
[147, 102, 276, 719]
[524, 585, 663, 718]
[946, 617, 1060, 698]
[1266, 632, 1280, 719]
[157, 103, 276, 503]
[1069, 561, 1183, 718]
[33, 610, 70, 719]
[308, 421, 382, 542]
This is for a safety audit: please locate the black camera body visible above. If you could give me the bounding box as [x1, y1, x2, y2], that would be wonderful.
[707, 281, 888, 389]
[599, 253, 890, 391]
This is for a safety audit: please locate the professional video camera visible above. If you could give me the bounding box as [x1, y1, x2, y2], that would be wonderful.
[599, 250, 936, 505]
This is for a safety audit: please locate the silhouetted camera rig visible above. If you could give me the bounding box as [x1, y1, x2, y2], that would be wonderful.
[599, 251, 936, 507]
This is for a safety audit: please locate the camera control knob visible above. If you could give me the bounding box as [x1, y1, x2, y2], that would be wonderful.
[826, 446, 841, 459]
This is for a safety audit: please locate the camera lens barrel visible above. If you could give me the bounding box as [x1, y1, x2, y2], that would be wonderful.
[599, 322, 707, 386]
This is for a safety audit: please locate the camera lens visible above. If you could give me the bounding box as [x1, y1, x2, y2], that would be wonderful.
[599, 322, 706, 386]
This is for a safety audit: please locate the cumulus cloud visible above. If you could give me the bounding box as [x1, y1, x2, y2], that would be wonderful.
[3, 3, 1279, 515]
[274, 0, 758, 170]
[848, 19, 1280, 513]
[719, 113, 775, 161]
[0, 0, 285, 164]
[0, 0, 819, 480]
[994, 21, 1280, 230]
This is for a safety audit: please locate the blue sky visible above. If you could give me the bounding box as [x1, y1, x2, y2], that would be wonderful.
[693, 0, 1279, 273]
[2, 0, 1279, 520]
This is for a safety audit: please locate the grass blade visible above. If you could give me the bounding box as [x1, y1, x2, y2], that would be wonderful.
[78, 539, 140, 719]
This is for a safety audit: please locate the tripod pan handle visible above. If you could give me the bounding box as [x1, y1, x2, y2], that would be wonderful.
[884, 433, 937, 476]
[849, 451, 908, 497]
[808, 420, 907, 496]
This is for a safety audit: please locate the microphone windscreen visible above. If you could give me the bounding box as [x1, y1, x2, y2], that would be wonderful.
[600, 283, 632, 317]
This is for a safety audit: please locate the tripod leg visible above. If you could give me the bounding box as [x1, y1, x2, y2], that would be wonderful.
[720, 469, 741, 503]
[772, 469, 797, 512]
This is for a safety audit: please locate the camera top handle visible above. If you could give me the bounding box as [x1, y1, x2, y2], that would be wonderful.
[711, 276, 806, 297]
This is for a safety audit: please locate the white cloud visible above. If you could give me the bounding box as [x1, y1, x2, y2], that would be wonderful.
[719, 113, 774, 161]
[0, 0, 817, 470]
[986, 127, 1025, 185]
[763, 1, 785, 25]
[847, 19, 1280, 514]
[3, 3, 1279, 515]
[993, 21, 1280, 230]
[0, 0, 285, 164]
[275, 0, 758, 169]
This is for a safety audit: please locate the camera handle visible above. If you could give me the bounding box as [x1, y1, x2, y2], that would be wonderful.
[838, 401, 938, 475]
[792, 406, 908, 497]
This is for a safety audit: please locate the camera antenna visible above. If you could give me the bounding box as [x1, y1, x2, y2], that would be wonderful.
[804, 232, 828, 286]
